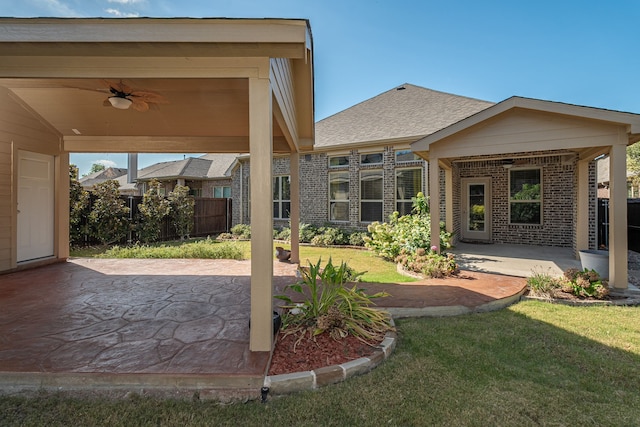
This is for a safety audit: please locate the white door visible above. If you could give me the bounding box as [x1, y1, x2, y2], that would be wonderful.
[17, 151, 55, 262]
[461, 178, 491, 242]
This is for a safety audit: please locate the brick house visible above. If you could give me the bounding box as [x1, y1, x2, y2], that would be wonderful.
[231, 83, 493, 230]
[135, 153, 237, 198]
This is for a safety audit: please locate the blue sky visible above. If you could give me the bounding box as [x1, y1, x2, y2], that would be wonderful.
[5, 0, 640, 175]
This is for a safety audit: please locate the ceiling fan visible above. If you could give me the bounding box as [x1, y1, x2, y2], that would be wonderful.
[73, 79, 169, 112]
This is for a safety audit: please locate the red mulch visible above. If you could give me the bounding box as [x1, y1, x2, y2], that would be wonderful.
[268, 331, 380, 376]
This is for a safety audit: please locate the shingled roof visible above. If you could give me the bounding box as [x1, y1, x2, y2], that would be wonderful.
[79, 167, 128, 188]
[314, 83, 494, 148]
[137, 154, 237, 180]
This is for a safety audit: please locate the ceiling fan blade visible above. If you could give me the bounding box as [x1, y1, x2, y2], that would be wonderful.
[131, 98, 150, 112]
[103, 98, 111, 107]
[131, 91, 169, 104]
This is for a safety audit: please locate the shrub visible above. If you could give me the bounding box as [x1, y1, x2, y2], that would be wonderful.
[230, 223, 251, 239]
[88, 180, 130, 245]
[348, 231, 368, 247]
[167, 185, 194, 240]
[365, 193, 452, 261]
[299, 223, 319, 243]
[563, 268, 609, 299]
[275, 258, 392, 343]
[526, 268, 563, 298]
[69, 165, 90, 245]
[216, 232, 234, 240]
[276, 227, 291, 241]
[396, 248, 458, 278]
[137, 179, 171, 243]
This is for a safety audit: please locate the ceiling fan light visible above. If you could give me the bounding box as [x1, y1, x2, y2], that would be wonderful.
[108, 96, 132, 110]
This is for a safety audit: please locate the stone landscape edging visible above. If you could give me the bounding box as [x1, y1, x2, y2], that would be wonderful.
[264, 328, 397, 395]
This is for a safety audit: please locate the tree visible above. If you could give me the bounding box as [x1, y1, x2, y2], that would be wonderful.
[168, 185, 194, 240]
[82, 163, 106, 177]
[69, 165, 90, 245]
[137, 179, 171, 243]
[89, 180, 130, 244]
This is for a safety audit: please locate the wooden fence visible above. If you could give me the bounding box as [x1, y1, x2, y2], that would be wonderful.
[78, 196, 231, 245]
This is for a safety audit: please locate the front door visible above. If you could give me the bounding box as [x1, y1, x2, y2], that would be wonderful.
[461, 177, 491, 242]
[17, 151, 55, 262]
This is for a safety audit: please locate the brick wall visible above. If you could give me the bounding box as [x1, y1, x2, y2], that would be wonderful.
[235, 148, 427, 231]
[455, 152, 585, 247]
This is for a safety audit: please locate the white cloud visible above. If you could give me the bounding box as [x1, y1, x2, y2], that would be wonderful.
[105, 8, 140, 17]
[95, 159, 118, 169]
[40, 0, 83, 17]
[107, 0, 145, 3]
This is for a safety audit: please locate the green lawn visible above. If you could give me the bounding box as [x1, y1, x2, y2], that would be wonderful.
[70, 239, 414, 283]
[2, 301, 639, 426]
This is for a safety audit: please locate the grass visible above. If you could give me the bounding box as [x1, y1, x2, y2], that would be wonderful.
[2, 301, 639, 426]
[71, 239, 413, 283]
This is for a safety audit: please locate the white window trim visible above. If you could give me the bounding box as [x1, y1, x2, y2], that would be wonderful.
[328, 155, 350, 168]
[328, 170, 349, 222]
[273, 175, 290, 220]
[508, 167, 543, 225]
[360, 169, 383, 223]
[395, 167, 423, 213]
[395, 149, 421, 164]
[360, 152, 383, 166]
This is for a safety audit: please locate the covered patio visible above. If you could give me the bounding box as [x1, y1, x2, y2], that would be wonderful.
[0, 18, 315, 352]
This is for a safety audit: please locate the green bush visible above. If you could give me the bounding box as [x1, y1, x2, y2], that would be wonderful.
[230, 223, 251, 239]
[365, 192, 452, 261]
[276, 227, 291, 241]
[89, 180, 131, 245]
[348, 231, 368, 247]
[167, 185, 194, 240]
[396, 247, 458, 278]
[69, 165, 90, 245]
[275, 258, 392, 342]
[299, 223, 319, 243]
[137, 179, 171, 243]
[563, 268, 609, 299]
[526, 268, 563, 298]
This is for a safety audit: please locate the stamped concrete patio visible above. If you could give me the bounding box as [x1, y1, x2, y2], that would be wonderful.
[0, 250, 533, 398]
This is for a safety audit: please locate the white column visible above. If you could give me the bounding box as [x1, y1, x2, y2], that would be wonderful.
[289, 152, 300, 263]
[249, 77, 274, 351]
[609, 142, 628, 289]
[576, 159, 590, 255]
[429, 157, 441, 250]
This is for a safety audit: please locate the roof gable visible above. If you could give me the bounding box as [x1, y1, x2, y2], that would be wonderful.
[314, 83, 493, 148]
[412, 96, 640, 153]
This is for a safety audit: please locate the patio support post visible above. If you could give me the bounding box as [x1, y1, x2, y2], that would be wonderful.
[443, 161, 454, 234]
[429, 157, 441, 251]
[249, 76, 274, 351]
[608, 141, 628, 289]
[289, 151, 300, 263]
[576, 158, 589, 255]
[56, 151, 70, 259]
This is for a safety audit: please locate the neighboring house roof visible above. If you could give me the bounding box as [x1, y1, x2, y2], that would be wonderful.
[314, 83, 494, 149]
[79, 167, 127, 188]
[137, 154, 238, 181]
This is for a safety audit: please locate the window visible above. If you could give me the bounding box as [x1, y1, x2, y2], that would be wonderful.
[213, 186, 231, 198]
[395, 149, 420, 163]
[509, 168, 542, 224]
[329, 155, 349, 168]
[360, 170, 383, 222]
[396, 168, 422, 216]
[360, 152, 383, 165]
[189, 188, 202, 197]
[329, 171, 349, 221]
[273, 176, 290, 219]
